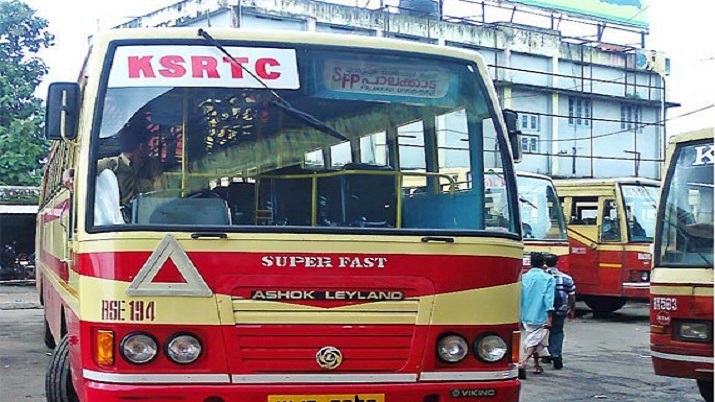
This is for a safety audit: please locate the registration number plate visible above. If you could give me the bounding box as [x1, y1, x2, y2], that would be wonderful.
[268, 394, 385, 402]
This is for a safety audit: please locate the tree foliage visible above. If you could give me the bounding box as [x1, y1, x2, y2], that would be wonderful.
[0, 0, 54, 186]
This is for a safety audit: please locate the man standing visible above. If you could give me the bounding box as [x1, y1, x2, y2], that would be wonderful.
[544, 253, 576, 370]
[519, 252, 555, 374]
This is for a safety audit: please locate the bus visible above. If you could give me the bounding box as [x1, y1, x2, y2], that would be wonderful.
[554, 177, 659, 313]
[38, 28, 525, 402]
[516, 172, 569, 272]
[650, 128, 713, 402]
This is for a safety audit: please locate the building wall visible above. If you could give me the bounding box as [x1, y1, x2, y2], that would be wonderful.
[119, 0, 668, 179]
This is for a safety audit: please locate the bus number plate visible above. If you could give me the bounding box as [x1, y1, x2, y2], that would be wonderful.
[101, 299, 156, 322]
[268, 394, 384, 402]
[652, 297, 678, 311]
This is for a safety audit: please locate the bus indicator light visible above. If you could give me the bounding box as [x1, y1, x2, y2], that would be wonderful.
[511, 331, 520, 363]
[95, 330, 115, 366]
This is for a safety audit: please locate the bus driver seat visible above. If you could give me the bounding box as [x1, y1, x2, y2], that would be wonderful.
[94, 169, 125, 225]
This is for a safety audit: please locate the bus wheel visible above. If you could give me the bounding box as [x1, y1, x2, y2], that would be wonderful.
[43, 319, 56, 349]
[46, 334, 79, 402]
[697, 379, 713, 402]
[583, 296, 626, 314]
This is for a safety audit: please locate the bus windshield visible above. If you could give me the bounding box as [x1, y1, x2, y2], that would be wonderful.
[657, 142, 714, 267]
[90, 43, 516, 234]
[517, 175, 567, 241]
[620, 184, 659, 242]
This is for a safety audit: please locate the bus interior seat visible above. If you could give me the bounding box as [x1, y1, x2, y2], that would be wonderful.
[148, 192, 231, 225]
[225, 182, 256, 224]
[260, 166, 313, 226]
[316, 163, 396, 227]
[343, 163, 396, 227]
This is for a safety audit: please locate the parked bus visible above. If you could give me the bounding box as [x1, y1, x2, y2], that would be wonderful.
[38, 28, 525, 402]
[650, 128, 713, 402]
[516, 172, 569, 272]
[554, 177, 659, 313]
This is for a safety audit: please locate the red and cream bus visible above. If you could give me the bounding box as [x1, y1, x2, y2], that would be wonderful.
[650, 128, 713, 402]
[38, 28, 525, 402]
[554, 177, 659, 313]
[516, 172, 569, 272]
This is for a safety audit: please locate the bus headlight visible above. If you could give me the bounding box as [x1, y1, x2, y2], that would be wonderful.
[166, 334, 202, 364]
[120, 333, 158, 364]
[678, 322, 711, 342]
[437, 334, 469, 363]
[474, 334, 508, 362]
[640, 271, 649, 282]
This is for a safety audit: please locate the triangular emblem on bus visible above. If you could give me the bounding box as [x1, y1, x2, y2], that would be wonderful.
[126, 234, 213, 297]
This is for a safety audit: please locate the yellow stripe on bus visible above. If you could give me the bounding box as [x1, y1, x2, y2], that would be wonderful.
[524, 245, 569, 255]
[651, 268, 714, 285]
[79, 275, 227, 325]
[567, 231, 596, 246]
[650, 285, 714, 297]
[599, 263, 623, 268]
[38, 261, 80, 314]
[76, 275, 518, 326]
[430, 283, 519, 325]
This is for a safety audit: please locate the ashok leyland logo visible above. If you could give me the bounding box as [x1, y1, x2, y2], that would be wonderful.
[316, 346, 343, 370]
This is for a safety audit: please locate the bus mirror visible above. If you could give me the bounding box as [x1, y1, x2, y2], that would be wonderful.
[502, 109, 522, 163]
[45, 82, 80, 141]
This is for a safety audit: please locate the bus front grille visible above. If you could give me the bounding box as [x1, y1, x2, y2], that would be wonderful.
[230, 299, 421, 373]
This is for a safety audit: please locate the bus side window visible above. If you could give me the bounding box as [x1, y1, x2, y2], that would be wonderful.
[600, 199, 621, 242]
[571, 197, 598, 225]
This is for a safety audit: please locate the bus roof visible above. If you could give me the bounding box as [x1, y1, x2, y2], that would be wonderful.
[668, 127, 714, 145]
[553, 177, 660, 197]
[553, 177, 660, 187]
[93, 27, 487, 65]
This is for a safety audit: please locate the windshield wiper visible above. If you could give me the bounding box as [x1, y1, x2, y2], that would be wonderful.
[197, 29, 349, 142]
[519, 196, 538, 209]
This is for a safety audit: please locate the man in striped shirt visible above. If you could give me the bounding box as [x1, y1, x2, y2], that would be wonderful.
[544, 253, 576, 370]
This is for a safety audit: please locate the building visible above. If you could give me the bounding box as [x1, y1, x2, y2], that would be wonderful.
[0, 186, 39, 256]
[116, 0, 676, 179]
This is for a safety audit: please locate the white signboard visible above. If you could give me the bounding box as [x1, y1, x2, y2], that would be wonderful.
[621, 186, 653, 198]
[323, 59, 450, 98]
[108, 46, 300, 89]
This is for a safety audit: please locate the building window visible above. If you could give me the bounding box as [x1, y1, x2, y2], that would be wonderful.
[568, 98, 591, 126]
[621, 104, 643, 132]
[521, 134, 539, 154]
[520, 113, 541, 133]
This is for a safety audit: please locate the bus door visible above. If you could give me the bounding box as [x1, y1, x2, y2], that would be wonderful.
[565, 196, 600, 289]
[597, 197, 625, 296]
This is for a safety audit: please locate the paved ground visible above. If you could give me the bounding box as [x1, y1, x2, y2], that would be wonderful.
[519, 302, 703, 402]
[0, 284, 706, 402]
[0, 283, 47, 402]
[0, 281, 40, 310]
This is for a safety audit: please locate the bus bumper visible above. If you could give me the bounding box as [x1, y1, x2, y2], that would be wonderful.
[83, 379, 521, 402]
[651, 349, 714, 380]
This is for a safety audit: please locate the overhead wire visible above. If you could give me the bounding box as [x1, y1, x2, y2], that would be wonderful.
[532, 103, 714, 144]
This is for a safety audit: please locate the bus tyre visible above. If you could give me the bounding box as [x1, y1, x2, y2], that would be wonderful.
[44, 319, 56, 349]
[46, 334, 79, 402]
[583, 296, 626, 314]
[697, 379, 713, 402]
